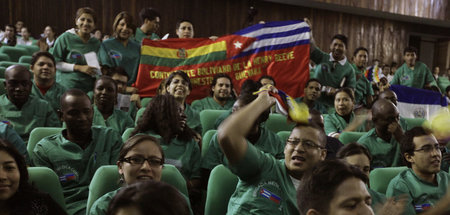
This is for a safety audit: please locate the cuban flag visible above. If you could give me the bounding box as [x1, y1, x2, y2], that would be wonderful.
[59, 173, 76, 182]
[260, 188, 281, 204]
[390, 85, 448, 120]
[136, 20, 310, 102]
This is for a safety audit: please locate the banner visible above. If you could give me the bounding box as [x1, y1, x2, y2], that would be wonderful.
[390, 85, 448, 120]
[135, 20, 311, 103]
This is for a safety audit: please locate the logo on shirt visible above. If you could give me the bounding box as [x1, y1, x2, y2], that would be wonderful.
[59, 173, 76, 182]
[71, 53, 82, 59]
[55, 165, 79, 183]
[260, 188, 281, 204]
[401, 75, 410, 81]
[109, 50, 122, 60]
[415, 203, 431, 212]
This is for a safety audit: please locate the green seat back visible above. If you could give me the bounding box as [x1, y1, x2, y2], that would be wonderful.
[369, 166, 408, 194]
[438, 77, 450, 93]
[264, 113, 295, 133]
[135, 107, 146, 125]
[338, 131, 366, 145]
[121, 127, 134, 142]
[403, 117, 426, 129]
[277, 131, 291, 142]
[28, 167, 67, 212]
[200, 110, 228, 136]
[0, 78, 5, 95]
[27, 127, 64, 158]
[201, 129, 217, 158]
[140, 97, 152, 108]
[15, 44, 40, 56]
[86, 164, 188, 213]
[0, 53, 10, 62]
[0, 46, 29, 62]
[0, 61, 31, 70]
[205, 165, 238, 215]
[19, 55, 33, 64]
[0, 67, 5, 79]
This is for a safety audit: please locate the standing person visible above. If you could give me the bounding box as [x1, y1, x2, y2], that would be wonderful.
[351, 47, 374, 107]
[191, 74, 235, 112]
[16, 27, 33, 46]
[295, 79, 328, 114]
[0, 24, 16, 46]
[134, 7, 160, 44]
[51, 7, 101, 93]
[99, 12, 140, 85]
[175, 19, 194, 39]
[37, 26, 57, 51]
[30, 51, 68, 112]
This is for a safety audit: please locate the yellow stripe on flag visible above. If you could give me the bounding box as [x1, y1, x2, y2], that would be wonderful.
[141, 41, 227, 59]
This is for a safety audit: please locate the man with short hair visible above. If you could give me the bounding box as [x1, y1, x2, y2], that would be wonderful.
[16, 26, 33, 46]
[351, 47, 374, 107]
[378, 89, 412, 131]
[0, 24, 16, 46]
[108, 67, 141, 116]
[0, 65, 60, 142]
[295, 78, 328, 114]
[357, 99, 403, 168]
[191, 74, 235, 112]
[32, 89, 123, 215]
[390, 46, 437, 90]
[218, 85, 327, 214]
[30, 51, 68, 112]
[258, 75, 276, 86]
[386, 127, 450, 215]
[134, 7, 160, 44]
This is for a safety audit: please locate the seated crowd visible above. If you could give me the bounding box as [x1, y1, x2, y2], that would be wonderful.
[1, 6, 450, 215]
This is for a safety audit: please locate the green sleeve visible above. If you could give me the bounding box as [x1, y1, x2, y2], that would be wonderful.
[346, 68, 356, 89]
[228, 142, 267, 181]
[323, 114, 338, 136]
[390, 69, 400, 85]
[310, 47, 327, 65]
[45, 106, 62, 127]
[424, 67, 437, 87]
[98, 43, 113, 67]
[31, 142, 52, 168]
[109, 131, 123, 163]
[386, 180, 415, 215]
[190, 100, 202, 112]
[3, 124, 27, 158]
[124, 114, 134, 133]
[50, 35, 65, 62]
[201, 135, 223, 170]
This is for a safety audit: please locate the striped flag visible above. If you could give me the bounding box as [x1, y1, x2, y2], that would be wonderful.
[390, 85, 448, 120]
[135, 20, 310, 102]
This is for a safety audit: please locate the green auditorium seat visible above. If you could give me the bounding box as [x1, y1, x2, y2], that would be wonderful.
[369, 166, 408, 194]
[19, 55, 32, 64]
[277, 130, 291, 142]
[0, 46, 29, 62]
[121, 127, 134, 142]
[201, 129, 217, 158]
[0, 67, 5, 78]
[200, 109, 228, 136]
[264, 113, 296, 133]
[135, 107, 146, 125]
[205, 165, 238, 215]
[140, 97, 152, 108]
[338, 131, 366, 145]
[28, 167, 67, 212]
[0, 53, 10, 62]
[27, 127, 64, 159]
[403, 117, 426, 129]
[0, 61, 31, 70]
[15, 44, 40, 56]
[0, 79, 5, 95]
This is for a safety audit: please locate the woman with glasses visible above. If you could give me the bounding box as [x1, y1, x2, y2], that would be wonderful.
[324, 87, 366, 139]
[89, 134, 165, 215]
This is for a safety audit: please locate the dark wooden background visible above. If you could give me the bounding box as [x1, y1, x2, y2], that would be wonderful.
[2, 0, 450, 68]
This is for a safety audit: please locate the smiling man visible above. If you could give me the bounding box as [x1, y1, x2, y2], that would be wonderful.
[134, 7, 160, 44]
[218, 85, 326, 214]
[191, 74, 235, 112]
[351, 47, 374, 107]
[295, 79, 328, 114]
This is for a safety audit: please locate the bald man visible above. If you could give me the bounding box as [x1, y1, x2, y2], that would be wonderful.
[379, 89, 413, 131]
[32, 89, 123, 215]
[357, 99, 404, 168]
[0, 65, 60, 142]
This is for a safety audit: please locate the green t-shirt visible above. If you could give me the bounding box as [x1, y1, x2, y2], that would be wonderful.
[31, 81, 68, 112]
[368, 187, 387, 213]
[324, 112, 365, 137]
[358, 128, 402, 168]
[294, 97, 328, 114]
[0, 122, 27, 158]
[226, 142, 298, 214]
[351, 64, 374, 106]
[132, 28, 160, 45]
[0, 94, 60, 142]
[191, 97, 235, 112]
[386, 168, 450, 214]
[31, 126, 123, 215]
[185, 104, 202, 134]
[201, 126, 285, 170]
[390, 61, 437, 89]
[92, 105, 134, 135]
[142, 130, 201, 180]
[51, 29, 101, 92]
[98, 38, 140, 84]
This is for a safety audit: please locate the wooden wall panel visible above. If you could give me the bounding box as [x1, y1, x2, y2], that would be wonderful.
[1, 0, 449, 67]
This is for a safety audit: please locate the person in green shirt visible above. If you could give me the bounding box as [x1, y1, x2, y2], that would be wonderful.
[390, 46, 438, 91]
[191, 74, 236, 112]
[99, 12, 140, 85]
[31, 89, 123, 215]
[351, 47, 374, 107]
[92, 76, 134, 134]
[165, 71, 202, 136]
[51, 7, 101, 93]
[386, 127, 450, 215]
[108, 67, 141, 119]
[0, 122, 27, 159]
[218, 84, 327, 214]
[378, 89, 413, 131]
[295, 78, 328, 114]
[358, 99, 403, 168]
[324, 88, 366, 139]
[0, 65, 60, 142]
[133, 7, 160, 44]
[30, 51, 68, 112]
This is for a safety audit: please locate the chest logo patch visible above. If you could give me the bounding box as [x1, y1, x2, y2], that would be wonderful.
[260, 188, 281, 204]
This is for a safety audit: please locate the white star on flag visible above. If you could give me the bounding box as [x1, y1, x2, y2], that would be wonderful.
[233, 41, 242, 49]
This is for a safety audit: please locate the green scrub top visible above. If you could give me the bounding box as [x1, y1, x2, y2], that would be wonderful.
[92, 105, 134, 135]
[185, 104, 202, 134]
[51, 29, 101, 92]
[351, 64, 374, 106]
[133, 28, 160, 45]
[226, 142, 298, 214]
[294, 97, 328, 114]
[0, 122, 27, 158]
[324, 112, 365, 137]
[191, 97, 235, 112]
[31, 81, 68, 112]
[31, 126, 123, 215]
[0, 95, 60, 142]
[358, 128, 402, 168]
[98, 38, 140, 84]
[201, 126, 285, 170]
[386, 168, 450, 215]
[142, 130, 201, 180]
[390, 61, 437, 89]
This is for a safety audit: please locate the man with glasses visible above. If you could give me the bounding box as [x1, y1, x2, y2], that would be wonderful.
[32, 89, 123, 215]
[386, 127, 450, 214]
[358, 99, 403, 168]
[218, 85, 326, 214]
[0, 65, 60, 142]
